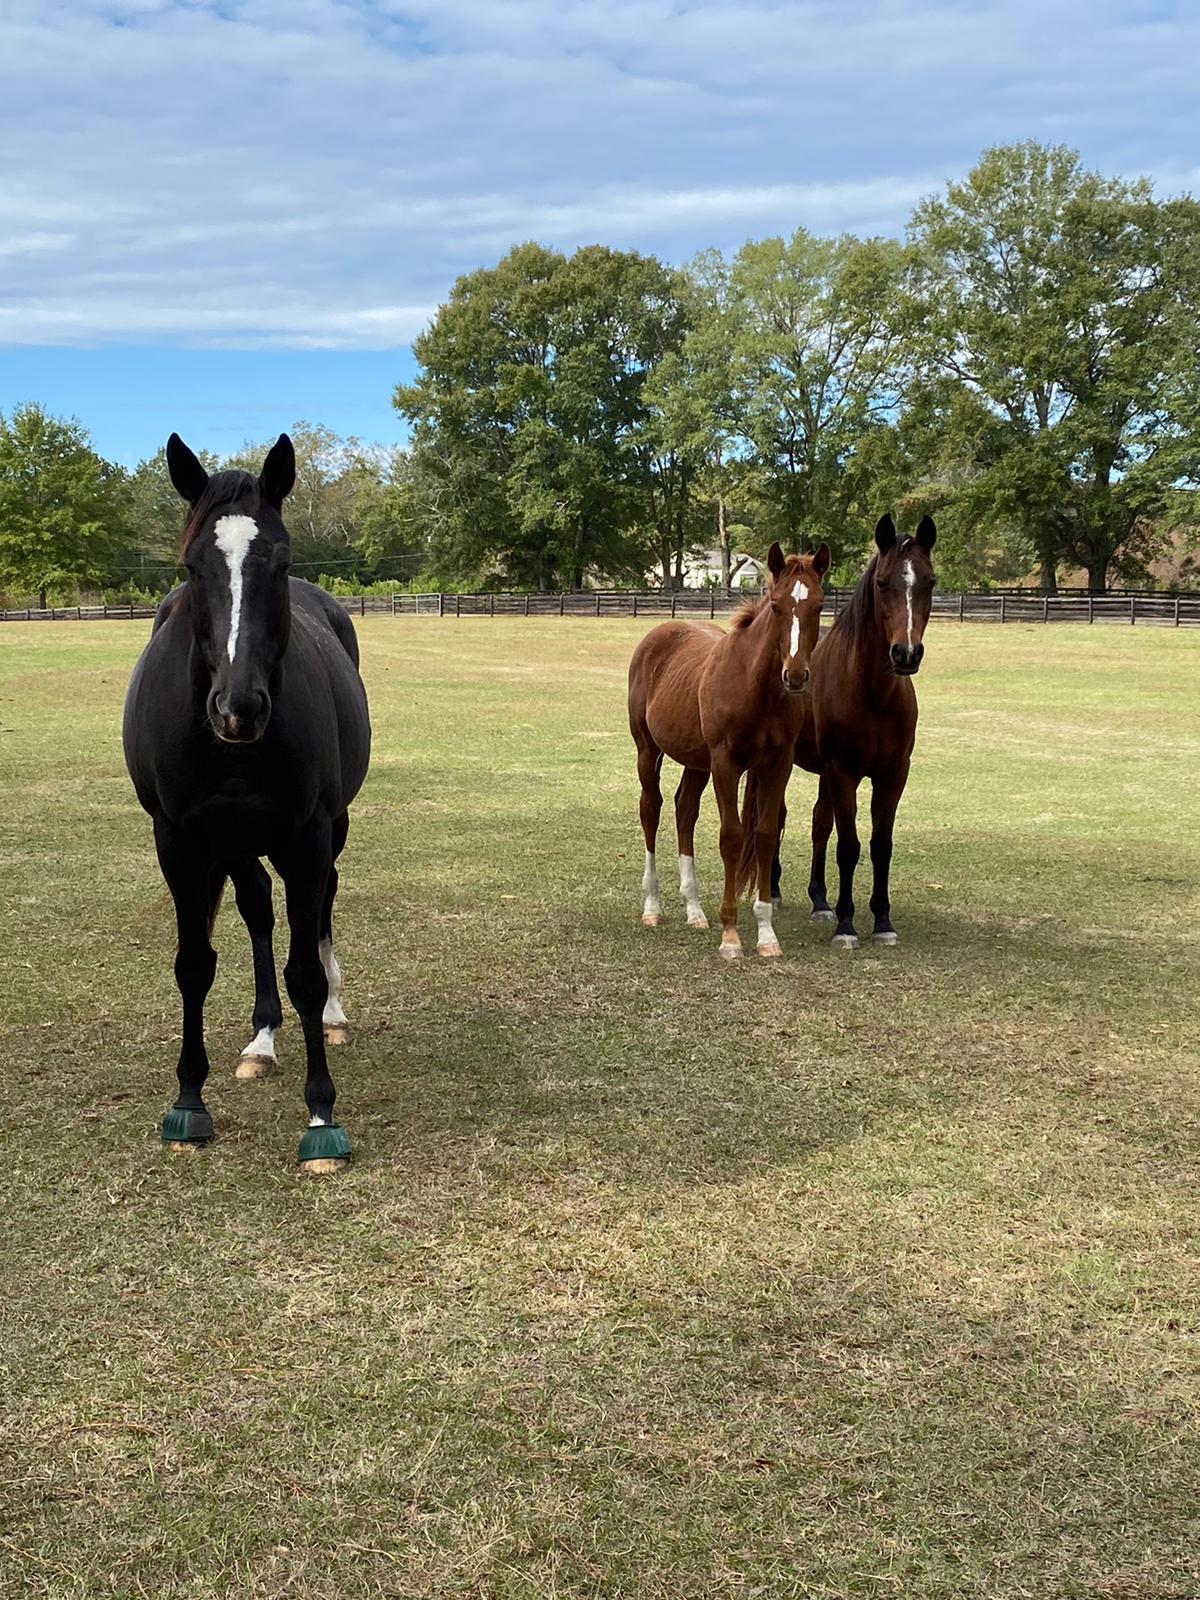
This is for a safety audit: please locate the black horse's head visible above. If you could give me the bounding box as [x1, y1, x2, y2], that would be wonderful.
[168, 433, 296, 745]
[873, 512, 937, 676]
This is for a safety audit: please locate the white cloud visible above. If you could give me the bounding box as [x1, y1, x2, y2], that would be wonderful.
[0, 0, 1196, 347]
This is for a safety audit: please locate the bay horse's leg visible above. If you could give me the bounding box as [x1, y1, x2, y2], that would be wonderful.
[273, 822, 349, 1173]
[711, 749, 745, 959]
[155, 819, 218, 1146]
[674, 766, 710, 930]
[827, 766, 862, 950]
[868, 763, 910, 946]
[771, 795, 786, 912]
[229, 858, 284, 1080]
[320, 811, 352, 1045]
[808, 774, 836, 925]
[636, 740, 665, 926]
[751, 758, 792, 958]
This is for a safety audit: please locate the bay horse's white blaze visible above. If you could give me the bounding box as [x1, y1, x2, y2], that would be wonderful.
[753, 897, 782, 957]
[319, 936, 347, 1028]
[678, 853, 706, 927]
[903, 559, 915, 647]
[641, 849, 662, 924]
[213, 514, 258, 664]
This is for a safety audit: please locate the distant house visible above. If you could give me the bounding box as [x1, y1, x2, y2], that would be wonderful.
[654, 550, 766, 590]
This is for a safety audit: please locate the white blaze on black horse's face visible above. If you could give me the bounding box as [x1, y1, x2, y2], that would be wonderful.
[873, 513, 937, 676]
[168, 432, 296, 744]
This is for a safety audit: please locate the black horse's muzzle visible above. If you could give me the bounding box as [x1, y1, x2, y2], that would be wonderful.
[890, 642, 924, 676]
[209, 687, 270, 744]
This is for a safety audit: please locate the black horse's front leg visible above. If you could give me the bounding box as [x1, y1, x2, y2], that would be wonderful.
[274, 823, 350, 1172]
[155, 820, 219, 1146]
[826, 766, 862, 950]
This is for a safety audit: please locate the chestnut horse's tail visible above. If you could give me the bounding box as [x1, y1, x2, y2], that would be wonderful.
[735, 771, 759, 899]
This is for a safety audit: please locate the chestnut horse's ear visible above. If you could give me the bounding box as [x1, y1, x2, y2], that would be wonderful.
[874, 513, 897, 552]
[916, 514, 937, 551]
[767, 542, 785, 579]
[166, 433, 208, 504]
[812, 542, 831, 578]
[260, 433, 296, 510]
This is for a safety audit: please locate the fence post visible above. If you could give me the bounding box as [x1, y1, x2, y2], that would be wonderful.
[560, 592, 565, 616]
[1088, 595, 1094, 624]
[360, 595, 366, 617]
[633, 593, 638, 618]
[525, 593, 530, 617]
[958, 591, 965, 622]
[710, 589, 715, 619]
[1130, 596, 1136, 625]
[456, 594, 461, 618]
[491, 593, 496, 617]
[1042, 595, 1049, 624]
[595, 592, 601, 617]
[1000, 595, 1006, 624]
[671, 591, 677, 619]
[1175, 595, 1181, 627]
[391, 593, 397, 616]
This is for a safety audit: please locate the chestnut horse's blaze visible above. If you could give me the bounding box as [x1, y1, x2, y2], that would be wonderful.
[627, 540, 830, 959]
[786, 512, 937, 948]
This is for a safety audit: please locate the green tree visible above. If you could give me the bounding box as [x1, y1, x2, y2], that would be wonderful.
[396, 242, 693, 589]
[0, 404, 129, 606]
[719, 230, 909, 565]
[907, 142, 1200, 592]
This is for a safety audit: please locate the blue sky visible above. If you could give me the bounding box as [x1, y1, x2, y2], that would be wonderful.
[1, 0, 1197, 466]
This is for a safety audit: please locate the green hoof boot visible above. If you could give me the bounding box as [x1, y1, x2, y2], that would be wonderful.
[298, 1122, 351, 1172]
[161, 1107, 214, 1146]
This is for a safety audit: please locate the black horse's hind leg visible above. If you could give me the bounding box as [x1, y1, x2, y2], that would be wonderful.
[808, 774, 836, 925]
[319, 812, 351, 1045]
[868, 764, 909, 947]
[155, 820, 219, 1145]
[228, 857, 284, 1078]
[273, 820, 348, 1171]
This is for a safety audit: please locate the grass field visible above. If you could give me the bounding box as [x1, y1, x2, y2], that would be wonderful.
[2, 616, 1199, 1599]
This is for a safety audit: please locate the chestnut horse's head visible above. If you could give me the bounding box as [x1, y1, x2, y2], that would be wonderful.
[872, 513, 937, 676]
[765, 540, 831, 694]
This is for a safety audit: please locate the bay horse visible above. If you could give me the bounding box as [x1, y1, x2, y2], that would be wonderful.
[782, 512, 936, 949]
[627, 541, 830, 959]
[123, 434, 371, 1171]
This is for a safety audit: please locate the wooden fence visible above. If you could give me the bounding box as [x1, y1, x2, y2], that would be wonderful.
[3, 589, 1199, 627]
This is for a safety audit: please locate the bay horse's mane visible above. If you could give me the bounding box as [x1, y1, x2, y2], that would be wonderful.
[178, 470, 262, 558]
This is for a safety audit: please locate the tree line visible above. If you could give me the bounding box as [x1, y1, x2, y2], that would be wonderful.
[3, 143, 1198, 605]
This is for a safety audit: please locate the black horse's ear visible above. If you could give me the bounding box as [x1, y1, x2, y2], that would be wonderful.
[874, 513, 897, 552]
[767, 542, 785, 579]
[812, 542, 831, 578]
[260, 433, 296, 510]
[916, 514, 937, 551]
[166, 433, 208, 504]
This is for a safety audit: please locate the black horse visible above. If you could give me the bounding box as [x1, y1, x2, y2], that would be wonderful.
[123, 434, 371, 1171]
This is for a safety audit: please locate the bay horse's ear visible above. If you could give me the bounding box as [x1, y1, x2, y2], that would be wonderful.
[260, 433, 296, 510]
[767, 542, 785, 579]
[812, 542, 831, 578]
[874, 513, 897, 553]
[916, 514, 937, 551]
[166, 433, 208, 504]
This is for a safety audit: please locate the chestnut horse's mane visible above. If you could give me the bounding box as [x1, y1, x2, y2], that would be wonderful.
[178, 471, 261, 558]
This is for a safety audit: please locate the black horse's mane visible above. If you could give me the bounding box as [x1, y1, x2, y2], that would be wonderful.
[179, 471, 261, 556]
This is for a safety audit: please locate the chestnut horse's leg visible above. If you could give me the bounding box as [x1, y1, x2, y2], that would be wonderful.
[636, 740, 665, 926]
[826, 765, 862, 950]
[868, 763, 909, 946]
[711, 748, 745, 959]
[674, 766, 710, 930]
[751, 757, 792, 958]
[808, 774, 836, 925]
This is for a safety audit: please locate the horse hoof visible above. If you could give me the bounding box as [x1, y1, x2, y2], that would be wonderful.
[718, 941, 744, 961]
[298, 1123, 351, 1168]
[300, 1156, 349, 1176]
[871, 931, 899, 947]
[642, 913, 662, 928]
[811, 909, 836, 925]
[687, 914, 710, 930]
[236, 1052, 275, 1079]
[161, 1107, 213, 1146]
[831, 933, 859, 951]
[757, 941, 783, 959]
[323, 1023, 350, 1046]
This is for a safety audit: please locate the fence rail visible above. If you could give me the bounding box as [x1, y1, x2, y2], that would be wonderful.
[3, 589, 1199, 627]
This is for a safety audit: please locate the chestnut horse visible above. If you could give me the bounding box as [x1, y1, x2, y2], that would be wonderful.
[627, 541, 830, 959]
[782, 513, 937, 948]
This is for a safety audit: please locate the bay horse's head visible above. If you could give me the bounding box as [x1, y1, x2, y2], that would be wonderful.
[168, 432, 296, 744]
[766, 540, 831, 694]
[872, 513, 937, 676]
